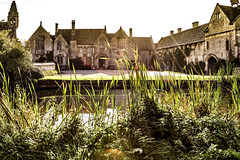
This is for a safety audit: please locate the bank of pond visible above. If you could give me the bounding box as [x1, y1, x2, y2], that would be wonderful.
[1, 72, 240, 159]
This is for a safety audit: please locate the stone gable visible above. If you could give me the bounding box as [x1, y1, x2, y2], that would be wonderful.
[157, 2, 240, 73]
[28, 22, 156, 70]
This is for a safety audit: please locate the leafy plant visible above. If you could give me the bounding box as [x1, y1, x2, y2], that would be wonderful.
[0, 30, 43, 88]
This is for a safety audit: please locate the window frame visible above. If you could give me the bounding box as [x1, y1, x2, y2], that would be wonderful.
[216, 12, 220, 19]
[57, 41, 62, 50]
[226, 40, 229, 51]
[79, 48, 83, 57]
[57, 55, 63, 64]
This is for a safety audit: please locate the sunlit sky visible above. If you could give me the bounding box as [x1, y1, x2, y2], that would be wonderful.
[0, 0, 231, 43]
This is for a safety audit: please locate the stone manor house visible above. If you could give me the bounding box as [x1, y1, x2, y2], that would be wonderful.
[2, 1, 240, 72]
[1, 1, 156, 70]
[157, 0, 240, 73]
[28, 21, 156, 70]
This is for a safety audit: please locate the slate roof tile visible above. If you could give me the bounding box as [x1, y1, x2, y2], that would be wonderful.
[158, 23, 208, 49]
[133, 37, 155, 51]
[219, 4, 240, 24]
[58, 29, 105, 45]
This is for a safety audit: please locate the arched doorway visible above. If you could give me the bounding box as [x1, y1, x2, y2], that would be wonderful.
[98, 56, 106, 69]
[207, 56, 217, 74]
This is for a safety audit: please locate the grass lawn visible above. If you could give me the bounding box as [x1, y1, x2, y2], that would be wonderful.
[40, 71, 229, 81]
[42, 74, 126, 81]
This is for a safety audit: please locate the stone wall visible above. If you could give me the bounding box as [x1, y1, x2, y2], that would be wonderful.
[33, 63, 55, 71]
[28, 25, 53, 62]
[54, 35, 69, 66]
[205, 32, 234, 61]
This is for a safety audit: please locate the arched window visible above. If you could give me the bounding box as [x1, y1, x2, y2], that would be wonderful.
[57, 55, 63, 64]
[100, 39, 105, 49]
[35, 35, 45, 51]
[57, 41, 62, 50]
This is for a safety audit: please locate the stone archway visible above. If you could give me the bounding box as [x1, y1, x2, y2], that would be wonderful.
[97, 55, 108, 69]
[208, 57, 217, 74]
[99, 57, 106, 68]
[205, 54, 218, 74]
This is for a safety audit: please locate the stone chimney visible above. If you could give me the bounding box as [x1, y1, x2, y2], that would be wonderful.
[170, 30, 174, 35]
[55, 23, 58, 35]
[192, 21, 199, 28]
[231, 0, 239, 6]
[104, 25, 107, 33]
[177, 28, 182, 33]
[71, 20, 76, 39]
[129, 28, 132, 38]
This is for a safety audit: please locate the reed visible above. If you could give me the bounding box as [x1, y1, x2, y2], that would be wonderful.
[0, 50, 240, 159]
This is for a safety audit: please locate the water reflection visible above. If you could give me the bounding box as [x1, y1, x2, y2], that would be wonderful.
[38, 89, 129, 127]
[38, 89, 128, 109]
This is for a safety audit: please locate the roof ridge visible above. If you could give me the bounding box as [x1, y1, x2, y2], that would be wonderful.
[163, 23, 209, 38]
[133, 37, 151, 38]
[158, 23, 208, 49]
[58, 28, 104, 30]
[218, 4, 240, 24]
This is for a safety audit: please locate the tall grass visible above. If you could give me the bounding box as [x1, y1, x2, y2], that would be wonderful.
[0, 51, 240, 159]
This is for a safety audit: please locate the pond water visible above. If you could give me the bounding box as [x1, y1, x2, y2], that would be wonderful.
[37, 89, 129, 110]
[38, 89, 129, 128]
[37, 85, 235, 128]
[37, 88, 130, 126]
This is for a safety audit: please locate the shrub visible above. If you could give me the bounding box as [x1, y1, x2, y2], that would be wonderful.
[185, 61, 205, 75]
[0, 30, 43, 87]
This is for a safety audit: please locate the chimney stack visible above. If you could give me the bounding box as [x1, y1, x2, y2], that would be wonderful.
[55, 23, 58, 35]
[231, 0, 239, 6]
[177, 28, 182, 33]
[71, 20, 75, 39]
[170, 30, 174, 35]
[104, 25, 106, 33]
[129, 28, 132, 38]
[192, 21, 199, 28]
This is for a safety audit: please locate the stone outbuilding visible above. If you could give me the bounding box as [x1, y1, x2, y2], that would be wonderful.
[157, 2, 240, 73]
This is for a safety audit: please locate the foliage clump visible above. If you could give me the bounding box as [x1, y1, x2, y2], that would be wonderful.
[0, 51, 240, 159]
[0, 30, 43, 87]
[122, 97, 240, 159]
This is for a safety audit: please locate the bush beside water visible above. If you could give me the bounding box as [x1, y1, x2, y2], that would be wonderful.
[0, 31, 44, 88]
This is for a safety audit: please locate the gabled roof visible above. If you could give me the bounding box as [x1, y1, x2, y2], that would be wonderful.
[218, 4, 240, 24]
[113, 27, 129, 39]
[28, 24, 52, 41]
[58, 29, 105, 45]
[105, 33, 115, 40]
[158, 23, 208, 49]
[133, 37, 155, 51]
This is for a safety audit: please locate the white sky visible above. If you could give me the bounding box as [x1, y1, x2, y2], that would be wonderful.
[0, 0, 231, 43]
